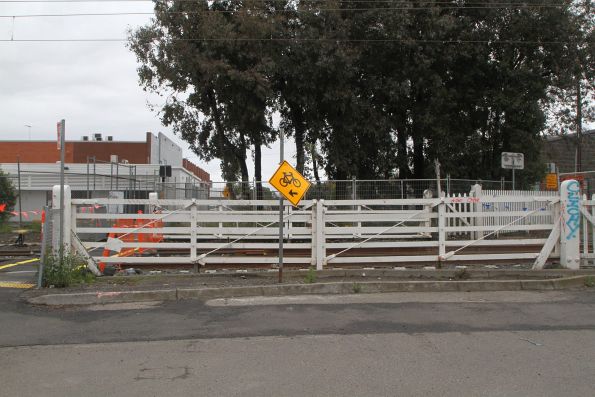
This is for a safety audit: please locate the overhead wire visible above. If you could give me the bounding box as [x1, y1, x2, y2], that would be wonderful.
[0, 0, 581, 44]
[0, 0, 580, 3]
[0, 3, 578, 18]
[0, 38, 575, 44]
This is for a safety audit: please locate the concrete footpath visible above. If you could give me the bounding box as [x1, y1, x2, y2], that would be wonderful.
[24, 269, 595, 306]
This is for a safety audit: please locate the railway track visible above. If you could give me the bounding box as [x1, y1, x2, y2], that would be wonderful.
[0, 249, 39, 258]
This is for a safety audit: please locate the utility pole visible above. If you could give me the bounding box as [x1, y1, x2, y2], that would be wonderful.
[576, 80, 582, 172]
[278, 129, 284, 283]
[434, 159, 441, 197]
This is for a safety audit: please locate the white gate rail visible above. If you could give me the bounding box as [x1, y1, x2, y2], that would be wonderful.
[50, 184, 593, 271]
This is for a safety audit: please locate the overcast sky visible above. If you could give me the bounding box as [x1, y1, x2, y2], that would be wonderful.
[0, 0, 295, 182]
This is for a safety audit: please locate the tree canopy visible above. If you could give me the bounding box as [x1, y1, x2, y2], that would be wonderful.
[129, 0, 594, 186]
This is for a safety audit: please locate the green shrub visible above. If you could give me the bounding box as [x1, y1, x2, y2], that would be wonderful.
[585, 276, 595, 288]
[352, 282, 362, 293]
[304, 266, 317, 284]
[42, 252, 95, 288]
[27, 220, 42, 232]
[0, 171, 16, 226]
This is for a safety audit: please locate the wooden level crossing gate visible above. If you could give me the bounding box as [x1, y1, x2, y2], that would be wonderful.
[52, 182, 595, 272]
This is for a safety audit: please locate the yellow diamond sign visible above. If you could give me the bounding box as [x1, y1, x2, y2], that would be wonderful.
[269, 160, 311, 206]
[545, 173, 558, 190]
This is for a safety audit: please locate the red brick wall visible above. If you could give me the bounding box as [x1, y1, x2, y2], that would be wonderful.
[183, 158, 211, 182]
[0, 142, 74, 163]
[0, 141, 149, 164]
[71, 142, 149, 163]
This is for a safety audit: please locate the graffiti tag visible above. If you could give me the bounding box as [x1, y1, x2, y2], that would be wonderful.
[565, 180, 580, 240]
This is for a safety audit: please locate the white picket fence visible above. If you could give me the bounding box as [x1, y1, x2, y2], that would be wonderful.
[581, 194, 595, 264]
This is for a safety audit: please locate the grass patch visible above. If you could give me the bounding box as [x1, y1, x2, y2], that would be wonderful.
[585, 276, 595, 288]
[304, 266, 317, 284]
[26, 220, 42, 232]
[42, 252, 95, 288]
[352, 282, 362, 293]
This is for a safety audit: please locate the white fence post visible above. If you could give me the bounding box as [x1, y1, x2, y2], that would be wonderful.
[592, 194, 595, 266]
[315, 199, 325, 270]
[582, 193, 588, 266]
[423, 189, 433, 237]
[470, 183, 483, 240]
[311, 200, 317, 268]
[52, 185, 71, 255]
[190, 202, 198, 271]
[560, 179, 580, 269]
[438, 197, 446, 262]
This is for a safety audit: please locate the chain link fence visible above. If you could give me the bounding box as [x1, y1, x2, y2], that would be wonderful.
[208, 178, 510, 200]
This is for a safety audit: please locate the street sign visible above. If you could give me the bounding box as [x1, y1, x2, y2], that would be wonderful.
[56, 121, 63, 150]
[501, 152, 524, 170]
[269, 160, 311, 206]
[545, 173, 558, 190]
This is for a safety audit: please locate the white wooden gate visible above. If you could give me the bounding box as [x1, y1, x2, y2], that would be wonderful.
[50, 184, 594, 271]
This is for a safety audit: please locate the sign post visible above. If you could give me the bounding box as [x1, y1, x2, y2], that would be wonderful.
[278, 131, 284, 283]
[269, 146, 312, 283]
[501, 152, 524, 190]
[57, 119, 65, 264]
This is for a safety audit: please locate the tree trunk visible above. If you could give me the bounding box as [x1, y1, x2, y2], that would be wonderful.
[289, 104, 306, 174]
[412, 128, 425, 179]
[254, 141, 263, 200]
[311, 142, 321, 184]
[396, 127, 409, 178]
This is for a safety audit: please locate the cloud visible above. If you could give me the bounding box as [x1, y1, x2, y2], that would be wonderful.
[0, 2, 302, 182]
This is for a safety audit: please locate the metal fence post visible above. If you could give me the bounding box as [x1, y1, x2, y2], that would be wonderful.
[37, 206, 49, 288]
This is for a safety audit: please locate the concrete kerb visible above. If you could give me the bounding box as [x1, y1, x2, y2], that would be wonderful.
[26, 275, 591, 306]
[27, 289, 177, 306]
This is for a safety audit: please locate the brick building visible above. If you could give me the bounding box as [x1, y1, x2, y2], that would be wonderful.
[0, 132, 210, 221]
[541, 129, 595, 195]
[541, 129, 595, 173]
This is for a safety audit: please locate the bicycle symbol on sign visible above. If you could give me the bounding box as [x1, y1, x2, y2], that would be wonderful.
[279, 171, 302, 188]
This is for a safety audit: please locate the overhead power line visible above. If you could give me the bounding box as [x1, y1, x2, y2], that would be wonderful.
[0, 0, 580, 3]
[0, 38, 574, 44]
[0, 3, 578, 18]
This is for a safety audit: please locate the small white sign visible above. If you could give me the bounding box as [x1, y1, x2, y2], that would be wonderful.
[106, 237, 123, 253]
[501, 152, 524, 170]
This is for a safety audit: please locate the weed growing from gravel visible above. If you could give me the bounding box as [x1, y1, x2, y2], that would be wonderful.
[304, 266, 317, 284]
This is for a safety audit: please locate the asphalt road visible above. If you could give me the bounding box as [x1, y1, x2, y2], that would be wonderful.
[1, 279, 594, 396]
